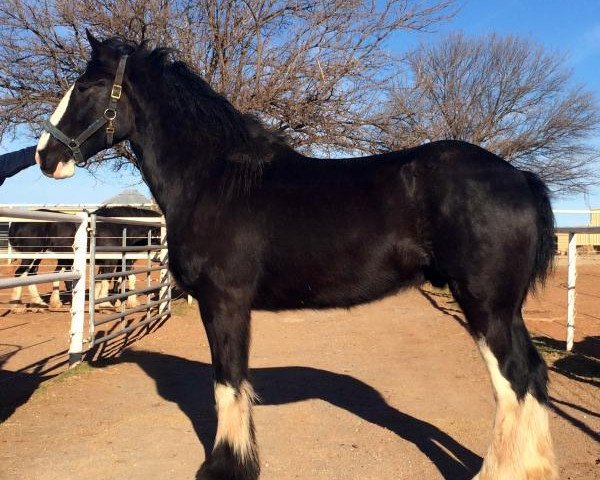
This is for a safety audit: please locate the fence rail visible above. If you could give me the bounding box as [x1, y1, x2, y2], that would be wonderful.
[0, 271, 80, 289]
[0, 208, 84, 223]
[555, 226, 600, 234]
[0, 207, 172, 365]
[0, 253, 157, 260]
[93, 216, 164, 227]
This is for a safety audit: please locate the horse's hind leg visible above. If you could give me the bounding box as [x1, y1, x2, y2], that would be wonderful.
[10, 259, 32, 304]
[94, 263, 115, 310]
[125, 272, 139, 308]
[195, 282, 259, 480]
[451, 282, 557, 480]
[49, 261, 67, 309]
[14, 259, 46, 307]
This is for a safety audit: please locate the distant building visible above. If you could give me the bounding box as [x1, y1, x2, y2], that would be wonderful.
[100, 189, 154, 206]
[555, 208, 600, 254]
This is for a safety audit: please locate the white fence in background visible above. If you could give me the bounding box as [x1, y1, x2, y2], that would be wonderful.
[555, 225, 600, 351]
[0, 207, 172, 365]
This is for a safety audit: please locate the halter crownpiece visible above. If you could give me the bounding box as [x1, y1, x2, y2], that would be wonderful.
[43, 55, 128, 166]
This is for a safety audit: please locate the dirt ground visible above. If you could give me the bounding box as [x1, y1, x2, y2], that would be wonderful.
[0, 257, 598, 480]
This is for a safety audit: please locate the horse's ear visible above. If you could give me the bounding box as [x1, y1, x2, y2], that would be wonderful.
[85, 29, 102, 55]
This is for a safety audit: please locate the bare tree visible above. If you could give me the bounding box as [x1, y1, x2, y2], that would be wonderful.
[0, 0, 454, 170]
[377, 33, 600, 193]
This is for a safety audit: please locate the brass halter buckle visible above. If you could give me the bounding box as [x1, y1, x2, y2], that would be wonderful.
[110, 84, 122, 100]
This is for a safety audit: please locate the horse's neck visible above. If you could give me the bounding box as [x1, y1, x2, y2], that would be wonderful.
[129, 133, 220, 222]
[129, 141, 175, 216]
[127, 81, 284, 218]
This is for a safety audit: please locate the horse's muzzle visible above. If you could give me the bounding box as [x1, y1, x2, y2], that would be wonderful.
[52, 159, 76, 179]
[38, 155, 76, 179]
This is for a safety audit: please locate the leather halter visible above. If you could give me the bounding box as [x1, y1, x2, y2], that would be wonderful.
[43, 55, 128, 166]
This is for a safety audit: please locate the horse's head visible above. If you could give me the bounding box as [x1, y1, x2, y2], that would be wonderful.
[36, 31, 136, 179]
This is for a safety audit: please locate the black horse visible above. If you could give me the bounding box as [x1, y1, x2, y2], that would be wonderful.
[92, 205, 161, 309]
[9, 210, 75, 308]
[8, 206, 159, 309]
[35, 33, 557, 480]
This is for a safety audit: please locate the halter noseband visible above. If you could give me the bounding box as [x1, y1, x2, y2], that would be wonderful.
[43, 55, 128, 166]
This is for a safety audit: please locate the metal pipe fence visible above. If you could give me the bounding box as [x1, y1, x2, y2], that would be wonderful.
[0, 207, 172, 365]
[86, 212, 171, 351]
[554, 226, 600, 351]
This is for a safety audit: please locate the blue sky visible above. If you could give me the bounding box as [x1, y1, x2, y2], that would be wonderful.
[391, 0, 600, 225]
[1, 0, 599, 224]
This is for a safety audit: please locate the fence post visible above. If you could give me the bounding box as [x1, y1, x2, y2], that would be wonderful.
[69, 211, 89, 366]
[88, 213, 96, 346]
[159, 222, 170, 317]
[566, 232, 577, 352]
[146, 229, 152, 319]
[120, 226, 127, 321]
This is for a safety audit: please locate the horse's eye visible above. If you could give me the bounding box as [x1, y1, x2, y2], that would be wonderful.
[76, 83, 93, 93]
[76, 79, 106, 93]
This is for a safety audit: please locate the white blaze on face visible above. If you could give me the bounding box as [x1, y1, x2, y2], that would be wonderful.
[36, 85, 77, 179]
[36, 85, 74, 154]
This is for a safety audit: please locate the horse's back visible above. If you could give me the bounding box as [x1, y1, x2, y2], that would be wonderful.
[93, 205, 161, 248]
[253, 140, 541, 309]
[170, 140, 543, 311]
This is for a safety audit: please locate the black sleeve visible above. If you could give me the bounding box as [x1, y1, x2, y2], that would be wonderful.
[0, 146, 37, 180]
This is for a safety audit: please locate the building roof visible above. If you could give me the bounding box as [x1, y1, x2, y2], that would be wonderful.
[101, 189, 153, 205]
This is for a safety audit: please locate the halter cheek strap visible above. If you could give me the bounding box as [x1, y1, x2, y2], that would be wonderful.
[43, 55, 128, 166]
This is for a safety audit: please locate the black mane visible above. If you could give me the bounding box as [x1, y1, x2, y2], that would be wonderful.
[101, 38, 290, 167]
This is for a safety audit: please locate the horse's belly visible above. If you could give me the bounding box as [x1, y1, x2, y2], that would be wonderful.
[253, 246, 427, 310]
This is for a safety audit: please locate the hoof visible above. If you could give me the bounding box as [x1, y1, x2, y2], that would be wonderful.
[196, 462, 260, 480]
[126, 299, 139, 309]
[29, 301, 48, 309]
[95, 302, 114, 311]
[10, 304, 26, 314]
[196, 444, 260, 480]
[49, 301, 63, 310]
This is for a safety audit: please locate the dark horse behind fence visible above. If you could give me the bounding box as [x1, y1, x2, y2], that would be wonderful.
[8, 206, 160, 310]
[8, 209, 76, 308]
[91, 205, 161, 309]
[34, 32, 557, 480]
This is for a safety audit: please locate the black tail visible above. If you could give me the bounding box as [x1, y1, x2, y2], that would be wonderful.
[522, 171, 555, 290]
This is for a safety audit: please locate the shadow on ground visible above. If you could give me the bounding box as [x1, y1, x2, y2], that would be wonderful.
[94, 350, 482, 480]
[419, 287, 600, 444]
[0, 313, 169, 423]
[532, 336, 599, 388]
[531, 335, 600, 443]
[0, 344, 68, 422]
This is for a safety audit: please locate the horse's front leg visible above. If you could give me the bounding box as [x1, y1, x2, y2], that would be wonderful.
[196, 283, 259, 480]
[49, 261, 66, 309]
